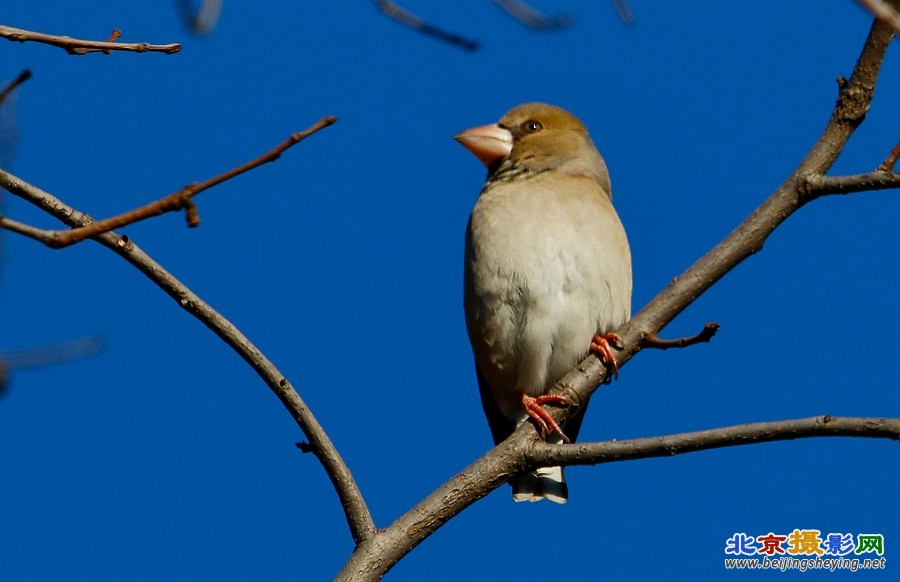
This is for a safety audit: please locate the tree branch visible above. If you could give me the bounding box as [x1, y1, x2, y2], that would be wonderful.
[372, 1, 479, 51]
[878, 138, 900, 171]
[531, 10, 899, 463]
[641, 322, 719, 350]
[0, 69, 31, 107]
[336, 16, 900, 581]
[0, 336, 102, 370]
[530, 416, 900, 467]
[0, 142, 377, 545]
[804, 170, 900, 197]
[0, 24, 181, 55]
[0, 336, 102, 396]
[492, 0, 573, 30]
[0, 117, 336, 249]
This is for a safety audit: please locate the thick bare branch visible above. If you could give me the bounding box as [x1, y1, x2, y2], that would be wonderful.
[0, 117, 336, 249]
[0, 165, 377, 545]
[0, 24, 181, 55]
[530, 416, 900, 467]
[337, 16, 899, 581]
[372, 1, 479, 51]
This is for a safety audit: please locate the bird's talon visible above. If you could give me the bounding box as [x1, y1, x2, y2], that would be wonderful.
[532, 394, 570, 407]
[590, 333, 621, 380]
[522, 394, 571, 443]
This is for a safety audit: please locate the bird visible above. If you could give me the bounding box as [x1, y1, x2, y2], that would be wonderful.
[455, 103, 632, 503]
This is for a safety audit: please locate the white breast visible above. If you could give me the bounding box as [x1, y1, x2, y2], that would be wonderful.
[464, 173, 632, 422]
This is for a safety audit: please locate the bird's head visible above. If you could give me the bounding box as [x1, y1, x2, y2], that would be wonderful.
[454, 102, 609, 193]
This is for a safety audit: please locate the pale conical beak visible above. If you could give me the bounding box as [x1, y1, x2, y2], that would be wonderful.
[454, 123, 513, 168]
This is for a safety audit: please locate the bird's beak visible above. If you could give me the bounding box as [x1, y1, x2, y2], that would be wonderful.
[454, 123, 513, 168]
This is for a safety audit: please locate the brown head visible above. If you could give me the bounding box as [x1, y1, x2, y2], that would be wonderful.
[454, 102, 610, 195]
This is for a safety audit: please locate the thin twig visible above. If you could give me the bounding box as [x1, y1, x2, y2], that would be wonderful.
[0, 216, 51, 242]
[492, 0, 573, 29]
[0, 337, 102, 370]
[101, 29, 121, 55]
[642, 322, 719, 350]
[878, 138, 900, 172]
[530, 416, 900, 467]
[0, 336, 102, 397]
[0, 24, 181, 55]
[0, 69, 31, 107]
[2, 116, 336, 249]
[372, 1, 479, 51]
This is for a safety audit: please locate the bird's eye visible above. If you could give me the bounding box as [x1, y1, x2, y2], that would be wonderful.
[523, 120, 543, 133]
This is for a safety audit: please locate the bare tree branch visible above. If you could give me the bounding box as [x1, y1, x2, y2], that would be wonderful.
[0, 69, 30, 107]
[642, 322, 719, 350]
[372, 1, 479, 51]
[0, 125, 378, 544]
[0, 117, 336, 248]
[878, 138, 900, 171]
[530, 416, 900, 467]
[336, 15, 900, 581]
[0, 24, 181, 55]
[492, 0, 573, 30]
[804, 170, 900, 197]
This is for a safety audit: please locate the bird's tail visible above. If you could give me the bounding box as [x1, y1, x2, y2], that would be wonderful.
[511, 466, 567, 504]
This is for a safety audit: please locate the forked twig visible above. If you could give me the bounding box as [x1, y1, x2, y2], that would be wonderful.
[0, 24, 181, 55]
[0, 118, 375, 543]
[1, 117, 336, 249]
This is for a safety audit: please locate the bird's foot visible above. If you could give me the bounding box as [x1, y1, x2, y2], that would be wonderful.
[522, 394, 571, 443]
[590, 332, 622, 381]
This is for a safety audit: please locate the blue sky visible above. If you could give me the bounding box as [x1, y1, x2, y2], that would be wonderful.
[1, 2, 898, 580]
